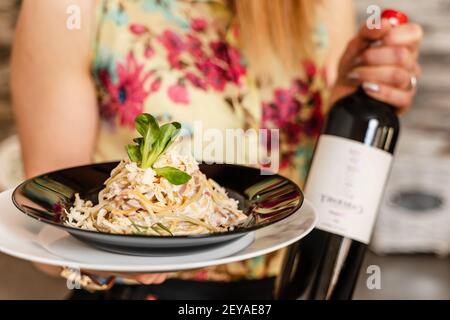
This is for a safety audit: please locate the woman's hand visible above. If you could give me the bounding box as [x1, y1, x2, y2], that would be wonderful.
[83, 270, 168, 285]
[330, 18, 423, 113]
[36, 263, 167, 287]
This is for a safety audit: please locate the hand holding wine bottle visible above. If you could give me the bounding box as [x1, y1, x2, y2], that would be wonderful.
[277, 9, 423, 300]
[329, 11, 423, 113]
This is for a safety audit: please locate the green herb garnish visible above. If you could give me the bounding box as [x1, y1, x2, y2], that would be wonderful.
[155, 222, 173, 236]
[126, 113, 191, 185]
[130, 221, 148, 235]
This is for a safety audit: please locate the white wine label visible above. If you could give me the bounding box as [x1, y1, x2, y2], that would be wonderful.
[305, 135, 393, 244]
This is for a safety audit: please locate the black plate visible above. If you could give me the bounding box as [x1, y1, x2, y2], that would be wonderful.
[12, 162, 303, 255]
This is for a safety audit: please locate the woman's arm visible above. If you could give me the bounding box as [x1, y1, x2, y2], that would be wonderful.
[11, 0, 97, 278]
[11, 1, 167, 285]
[11, 0, 98, 178]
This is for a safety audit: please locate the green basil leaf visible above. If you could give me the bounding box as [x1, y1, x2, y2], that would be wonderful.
[126, 144, 142, 163]
[146, 123, 180, 167]
[159, 123, 180, 148]
[136, 114, 160, 168]
[135, 113, 159, 141]
[172, 122, 181, 130]
[133, 137, 145, 157]
[132, 113, 182, 170]
[133, 137, 144, 144]
[154, 166, 191, 185]
[164, 122, 182, 151]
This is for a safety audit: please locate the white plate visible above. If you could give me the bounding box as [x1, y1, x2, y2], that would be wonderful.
[38, 225, 255, 261]
[0, 189, 317, 272]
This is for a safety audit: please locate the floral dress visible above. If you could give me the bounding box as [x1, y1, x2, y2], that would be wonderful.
[92, 0, 328, 281]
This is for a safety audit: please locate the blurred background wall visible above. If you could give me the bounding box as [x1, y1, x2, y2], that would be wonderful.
[0, 0, 17, 140]
[0, 0, 448, 299]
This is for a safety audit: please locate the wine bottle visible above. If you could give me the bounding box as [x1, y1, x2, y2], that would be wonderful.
[276, 9, 409, 300]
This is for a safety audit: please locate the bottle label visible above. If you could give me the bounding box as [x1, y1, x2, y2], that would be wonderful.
[305, 135, 393, 244]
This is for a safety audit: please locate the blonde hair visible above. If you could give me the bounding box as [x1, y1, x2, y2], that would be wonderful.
[234, 0, 320, 78]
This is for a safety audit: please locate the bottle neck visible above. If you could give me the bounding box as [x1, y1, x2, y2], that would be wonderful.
[355, 85, 396, 111]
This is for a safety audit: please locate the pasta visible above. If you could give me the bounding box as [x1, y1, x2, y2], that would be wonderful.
[64, 144, 247, 236]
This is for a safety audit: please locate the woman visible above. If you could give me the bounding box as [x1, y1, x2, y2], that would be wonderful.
[11, 0, 422, 299]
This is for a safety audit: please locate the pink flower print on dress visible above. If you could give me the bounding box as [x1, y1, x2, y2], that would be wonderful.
[129, 23, 149, 35]
[168, 82, 189, 104]
[100, 52, 152, 127]
[158, 30, 185, 54]
[191, 18, 207, 32]
[185, 72, 207, 90]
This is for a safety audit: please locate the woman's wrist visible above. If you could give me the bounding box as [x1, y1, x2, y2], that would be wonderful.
[60, 267, 116, 292]
[34, 263, 116, 292]
[33, 263, 63, 278]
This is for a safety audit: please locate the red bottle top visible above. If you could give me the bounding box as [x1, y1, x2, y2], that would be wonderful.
[382, 9, 409, 26]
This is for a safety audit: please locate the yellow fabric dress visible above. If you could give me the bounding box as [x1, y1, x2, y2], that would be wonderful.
[92, 0, 328, 281]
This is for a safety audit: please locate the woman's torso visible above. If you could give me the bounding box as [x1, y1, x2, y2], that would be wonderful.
[92, 0, 328, 280]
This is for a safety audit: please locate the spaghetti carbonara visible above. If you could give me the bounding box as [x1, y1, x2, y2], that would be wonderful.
[64, 144, 247, 236]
